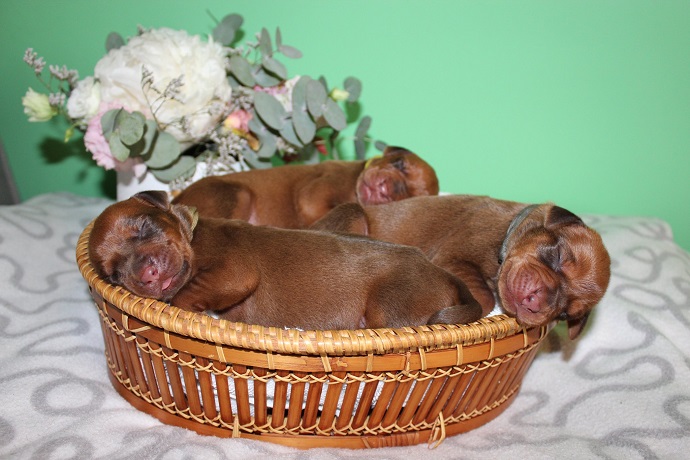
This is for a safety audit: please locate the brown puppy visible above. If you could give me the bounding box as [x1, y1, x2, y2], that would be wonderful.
[87, 191, 481, 330]
[172, 146, 439, 228]
[312, 195, 611, 338]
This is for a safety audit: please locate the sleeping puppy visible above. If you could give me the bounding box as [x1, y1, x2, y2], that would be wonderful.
[87, 191, 482, 330]
[312, 195, 611, 338]
[172, 146, 439, 228]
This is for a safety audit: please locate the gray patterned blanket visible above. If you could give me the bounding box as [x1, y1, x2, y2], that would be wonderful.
[1, 193, 688, 459]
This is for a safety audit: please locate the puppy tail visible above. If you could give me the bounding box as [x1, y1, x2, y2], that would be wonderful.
[428, 302, 483, 326]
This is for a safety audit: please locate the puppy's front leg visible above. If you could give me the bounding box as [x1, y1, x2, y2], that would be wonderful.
[430, 255, 497, 318]
[171, 268, 260, 315]
[428, 303, 483, 325]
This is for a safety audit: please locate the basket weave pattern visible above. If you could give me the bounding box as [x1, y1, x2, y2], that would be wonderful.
[77, 222, 548, 449]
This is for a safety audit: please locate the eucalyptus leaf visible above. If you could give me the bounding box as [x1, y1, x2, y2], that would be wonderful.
[292, 109, 316, 144]
[212, 13, 243, 45]
[122, 118, 154, 158]
[144, 131, 181, 169]
[255, 131, 278, 159]
[280, 120, 303, 147]
[291, 77, 316, 144]
[228, 55, 256, 87]
[248, 116, 279, 158]
[100, 109, 121, 140]
[354, 116, 372, 140]
[227, 74, 241, 88]
[252, 66, 281, 87]
[108, 133, 130, 162]
[322, 98, 347, 131]
[259, 28, 272, 56]
[116, 110, 146, 146]
[248, 115, 267, 135]
[278, 44, 303, 59]
[343, 77, 362, 102]
[261, 56, 287, 80]
[291, 76, 309, 111]
[242, 146, 274, 169]
[306, 80, 327, 118]
[354, 138, 366, 160]
[138, 119, 159, 155]
[275, 27, 283, 48]
[105, 32, 125, 51]
[374, 140, 388, 151]
[328, 130, 341, 160]
[253, 91, 288, 130]
[149, 156, 197, 183]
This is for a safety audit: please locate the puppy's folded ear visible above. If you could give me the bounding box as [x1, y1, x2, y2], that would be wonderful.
[133, 190, 170, 209]
[567, 312, 590, 340]
[171, 204, 199, 241]
[382, 145, 411, 157]
[311, 203, 369, 236]
[547, 205, 584, 229]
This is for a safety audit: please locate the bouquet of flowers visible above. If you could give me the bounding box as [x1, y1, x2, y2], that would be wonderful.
[22, 12, 382, 189]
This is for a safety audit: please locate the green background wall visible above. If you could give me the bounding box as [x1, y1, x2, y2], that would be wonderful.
[2, 0, 689, 250]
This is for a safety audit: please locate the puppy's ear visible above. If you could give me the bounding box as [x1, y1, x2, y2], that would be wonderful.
[133, 190, 170, 210]
[171, 204, 199, 241]
[311, 203, 369, 236]
[567, 312, 590, 340]
[382, 146, 411, 157]
[547, 205, 584, 229]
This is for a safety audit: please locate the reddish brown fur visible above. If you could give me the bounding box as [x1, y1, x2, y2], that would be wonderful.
[88, 191, 481, 330]
[312, 195, 611, 338]
[172, 146, 439, 228]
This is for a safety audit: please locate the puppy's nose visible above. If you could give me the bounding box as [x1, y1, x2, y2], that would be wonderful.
[140, 265, 159, 284]
[520, 288, 544, 313]
[375, 177, 390, 197]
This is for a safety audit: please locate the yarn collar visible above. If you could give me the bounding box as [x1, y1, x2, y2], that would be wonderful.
[498, 204, 538, 264]
[364, 154, 382, 169]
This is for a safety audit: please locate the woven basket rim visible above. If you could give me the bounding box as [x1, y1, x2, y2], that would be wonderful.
[76, 221, 526, 356]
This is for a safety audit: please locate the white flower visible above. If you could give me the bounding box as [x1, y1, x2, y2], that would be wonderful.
[66, 76, 101, 124]
[94, 27, 232, 143]
[22, 88, 57, 122]
[274, 75, 300, 111]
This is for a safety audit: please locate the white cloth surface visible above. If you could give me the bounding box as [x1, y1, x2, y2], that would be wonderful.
[1, 193, 689, 459]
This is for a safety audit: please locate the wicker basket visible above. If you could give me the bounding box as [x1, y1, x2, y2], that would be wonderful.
[76, 221, 549, 449]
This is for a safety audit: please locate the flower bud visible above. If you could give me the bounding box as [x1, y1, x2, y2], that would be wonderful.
[329, 88, 349, 102]
[22, 88, 58, 122]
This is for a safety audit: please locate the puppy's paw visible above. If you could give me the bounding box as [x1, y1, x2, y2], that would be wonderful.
[427, 303, 483, 325]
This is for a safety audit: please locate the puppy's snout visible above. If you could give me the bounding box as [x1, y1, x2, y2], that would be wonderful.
[140, 264, 160, 284]
[135, 254, 163, 285]
[375, 176, 390, 197]
[520, 288, 544, 313]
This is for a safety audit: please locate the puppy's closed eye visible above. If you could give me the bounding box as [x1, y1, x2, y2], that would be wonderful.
[538, 243, 562, 272]
[391, 157, 407, 172]
[137, 219, 156, 239]
[128, 216, 158, 240]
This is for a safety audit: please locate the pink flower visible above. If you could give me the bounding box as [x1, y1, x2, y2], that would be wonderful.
[223, 109, 252, 134]
[83, 101, 146, 176]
